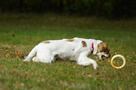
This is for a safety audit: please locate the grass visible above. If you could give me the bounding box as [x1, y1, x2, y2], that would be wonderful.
[0, 13, 136, 90]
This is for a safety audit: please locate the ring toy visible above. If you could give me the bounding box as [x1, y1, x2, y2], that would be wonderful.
[111, 55, 126, 69]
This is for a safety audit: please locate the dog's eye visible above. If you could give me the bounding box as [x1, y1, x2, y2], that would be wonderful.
[105, 50, 109, 54]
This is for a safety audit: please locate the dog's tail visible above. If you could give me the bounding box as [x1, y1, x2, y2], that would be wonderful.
[23, 45, 38, 62]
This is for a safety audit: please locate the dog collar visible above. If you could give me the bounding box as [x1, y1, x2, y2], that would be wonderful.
[91, 43, 94, 54]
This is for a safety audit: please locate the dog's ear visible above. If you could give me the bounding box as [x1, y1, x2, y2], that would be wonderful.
[98, 42, 108, 52]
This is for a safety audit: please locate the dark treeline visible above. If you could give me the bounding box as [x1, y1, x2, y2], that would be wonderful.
[0, 0, 136, 18]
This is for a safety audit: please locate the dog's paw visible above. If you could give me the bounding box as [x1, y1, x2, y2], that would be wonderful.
[93, 63, 98, 70]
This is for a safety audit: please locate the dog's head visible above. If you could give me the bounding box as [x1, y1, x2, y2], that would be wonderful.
[97, 42, 111, 60]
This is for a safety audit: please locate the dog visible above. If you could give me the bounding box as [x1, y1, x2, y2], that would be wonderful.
[24, 37, 110, 69]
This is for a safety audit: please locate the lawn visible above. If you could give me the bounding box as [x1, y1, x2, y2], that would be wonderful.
[0, 13, 136, 90]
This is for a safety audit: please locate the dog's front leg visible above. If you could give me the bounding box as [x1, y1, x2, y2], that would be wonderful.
[77, 53, 98, 69]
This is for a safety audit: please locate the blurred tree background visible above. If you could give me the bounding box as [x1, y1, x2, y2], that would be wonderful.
[0, 0, 136, 18]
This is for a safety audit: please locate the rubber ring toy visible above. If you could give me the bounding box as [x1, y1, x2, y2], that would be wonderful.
[111, 55, 126, 69]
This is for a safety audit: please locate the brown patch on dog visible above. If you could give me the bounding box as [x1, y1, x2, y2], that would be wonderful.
[42, 41, 50, 44]
[67, 39, 74, 42]
[81, 41, 87, 47]
[98, 42, 109, 53]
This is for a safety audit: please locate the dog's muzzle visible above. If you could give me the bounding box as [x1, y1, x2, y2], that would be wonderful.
[101, 54, 111, 60]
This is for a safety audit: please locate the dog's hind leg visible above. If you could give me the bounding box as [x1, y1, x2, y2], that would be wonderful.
[36, 49, 54, 63]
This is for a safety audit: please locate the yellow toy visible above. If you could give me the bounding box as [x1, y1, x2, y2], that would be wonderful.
[111, 55, 126, 69]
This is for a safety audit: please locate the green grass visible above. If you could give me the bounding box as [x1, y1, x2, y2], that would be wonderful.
[0, 13, 136, 90]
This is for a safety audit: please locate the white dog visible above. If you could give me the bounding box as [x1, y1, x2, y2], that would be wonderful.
[24, 37, 110, 69]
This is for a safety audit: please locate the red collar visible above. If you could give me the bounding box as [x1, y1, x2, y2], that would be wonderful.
[91, 43, 94, 54]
